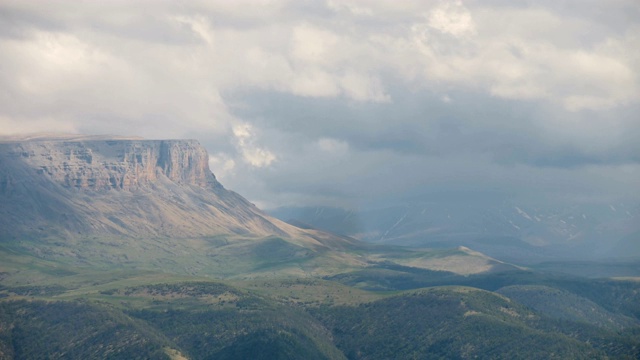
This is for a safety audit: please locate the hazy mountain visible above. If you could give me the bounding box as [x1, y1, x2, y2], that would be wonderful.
[270, 200, 640, 263]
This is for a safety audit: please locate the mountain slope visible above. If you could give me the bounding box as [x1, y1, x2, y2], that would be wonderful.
[0, 138, 323, 246]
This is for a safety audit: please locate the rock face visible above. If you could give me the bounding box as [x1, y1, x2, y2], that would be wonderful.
[2, 139, 218, 191]
[0, 137, 316, 243]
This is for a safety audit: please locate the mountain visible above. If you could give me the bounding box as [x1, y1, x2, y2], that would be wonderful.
[269, 201, 640, 263]
[0, 136, 308, 241]
[0, 135, 512, 279]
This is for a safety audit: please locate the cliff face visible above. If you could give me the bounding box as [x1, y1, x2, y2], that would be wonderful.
[0, 139, 220, 191]
[0, 137, 316, 243]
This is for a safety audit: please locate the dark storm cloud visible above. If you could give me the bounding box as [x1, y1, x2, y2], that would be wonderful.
[228, 88, 640, 169]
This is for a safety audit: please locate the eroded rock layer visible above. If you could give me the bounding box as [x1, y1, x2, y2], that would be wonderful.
[1, 140, 217, 191]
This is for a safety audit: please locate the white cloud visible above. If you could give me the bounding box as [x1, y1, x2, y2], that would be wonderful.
[428, 1, 476, 38]
[232, 124, 276, 168]
[241, 147, 277, 168]
[291, 24, 340, 65]
[232, 124, 252, 139]
[172, 15, 214, 45]
[404, 6, 640, 111]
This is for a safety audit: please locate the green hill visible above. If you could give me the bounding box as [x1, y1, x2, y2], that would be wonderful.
[311, 287, 606, 359]
[496, 285, 638, 330]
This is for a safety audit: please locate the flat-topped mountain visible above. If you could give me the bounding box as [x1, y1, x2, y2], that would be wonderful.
[0, 137, 309, 242]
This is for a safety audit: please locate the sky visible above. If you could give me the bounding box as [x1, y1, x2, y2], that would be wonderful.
[1, 0, 639, 209]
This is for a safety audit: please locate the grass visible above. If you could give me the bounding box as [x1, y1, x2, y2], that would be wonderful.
[0, 244, 383, 311]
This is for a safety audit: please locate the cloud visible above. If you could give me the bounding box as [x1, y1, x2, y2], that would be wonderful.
[405, 5, 640, 110]
[0, 0, 638, 207]
[427, 1, 476, 38]
[232, 123, 276, 167]
[208, 154, 236, 179]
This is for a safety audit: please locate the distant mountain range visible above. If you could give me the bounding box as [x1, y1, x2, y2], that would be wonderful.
[269, 199, 640, 263]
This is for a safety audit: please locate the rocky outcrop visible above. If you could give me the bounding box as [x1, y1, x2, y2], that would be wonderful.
[0, 139, 220, 191]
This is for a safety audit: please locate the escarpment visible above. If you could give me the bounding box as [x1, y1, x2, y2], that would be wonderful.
[0, 139, 220, 191]
[0, 137, 312, 242]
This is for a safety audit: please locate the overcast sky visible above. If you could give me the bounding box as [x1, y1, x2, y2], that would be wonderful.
[1, 0, 638, 209]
